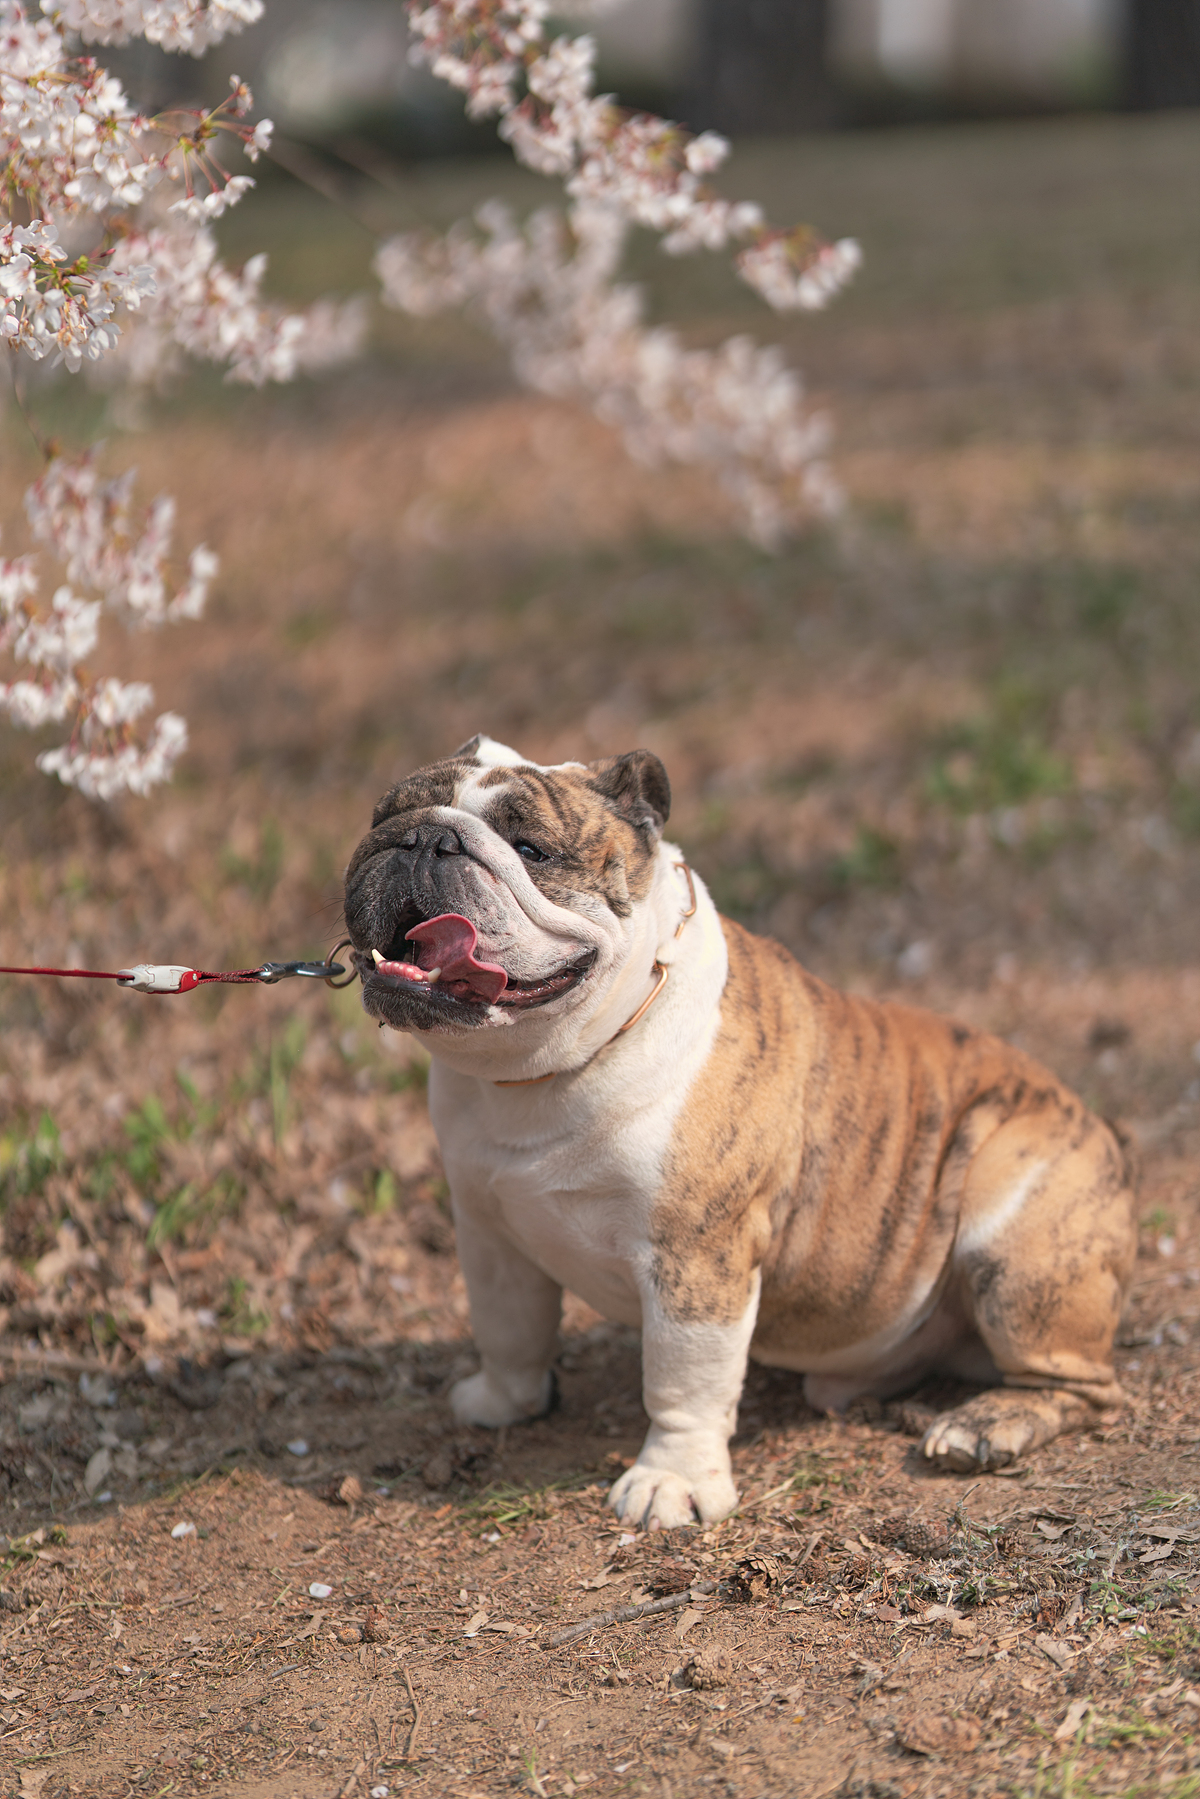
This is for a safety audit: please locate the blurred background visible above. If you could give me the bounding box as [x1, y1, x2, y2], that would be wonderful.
[0, 0, 1198, 1381]
[107, 0, 1200, 147]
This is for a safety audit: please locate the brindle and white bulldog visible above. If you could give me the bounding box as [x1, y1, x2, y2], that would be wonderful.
[343, 736, 1136, 1529]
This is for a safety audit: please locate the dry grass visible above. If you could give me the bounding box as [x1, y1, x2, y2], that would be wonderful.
[1, 110, 1199, 1797]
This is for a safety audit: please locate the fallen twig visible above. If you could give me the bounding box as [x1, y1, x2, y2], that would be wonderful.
[549, 1581, 718, 1648]
[735, 1477, 799, 1515]
[0, 1346, 127, 1379]
[402, 1662, 422, 1760]
[338, 1757, 368, 1797]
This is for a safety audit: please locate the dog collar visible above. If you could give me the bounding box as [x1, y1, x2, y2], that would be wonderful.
[494, 862, 697, 1087]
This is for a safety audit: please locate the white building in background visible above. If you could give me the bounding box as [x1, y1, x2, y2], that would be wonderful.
[257, 0, 1125, 138]
[832, 0, 1121, 101]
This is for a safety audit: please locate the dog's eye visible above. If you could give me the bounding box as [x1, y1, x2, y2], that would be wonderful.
[514, 839, 547, 863]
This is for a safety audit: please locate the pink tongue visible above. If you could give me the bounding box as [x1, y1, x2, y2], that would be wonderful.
[405, 913, 508, 1004]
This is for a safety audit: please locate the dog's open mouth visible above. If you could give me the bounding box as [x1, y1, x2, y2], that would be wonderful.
[357, 910, 594, 1012]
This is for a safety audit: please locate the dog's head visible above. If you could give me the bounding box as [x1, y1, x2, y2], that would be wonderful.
[343, 737, 672, 1049]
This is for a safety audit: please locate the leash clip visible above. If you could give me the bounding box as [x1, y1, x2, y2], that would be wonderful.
[116, 964, 200, 994]
[256, 958, 347, 984]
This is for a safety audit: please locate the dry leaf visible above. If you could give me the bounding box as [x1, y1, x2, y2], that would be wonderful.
[463, 1610, 489, 1637]
[675, 1607, 704, 1641]
[1058, 1591, 1085, 1634]
[1138, 1542, 1176, 1564]
[83, 1446, 112, 1496]
[1036, 1634, 1073, 1671]
[362, 1606, 391, 1643]
[580, 1568, 613, 1591]
[1035, 1520, 1072, 1541]
[921, 1602, 964, 1625]
[899, 1713, 982, 1755]
[1054, 1697, 1092, 1741]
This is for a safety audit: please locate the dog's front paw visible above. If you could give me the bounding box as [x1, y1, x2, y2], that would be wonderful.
[450, 1368, 554, 1429]
[608, 1458, 737, 1531]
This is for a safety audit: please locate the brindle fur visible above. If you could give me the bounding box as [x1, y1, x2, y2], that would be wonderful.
[658, 919, 1135, 1467]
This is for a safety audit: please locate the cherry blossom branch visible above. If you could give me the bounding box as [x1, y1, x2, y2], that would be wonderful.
[0, 447, 215, 797]
[0, 0, 365, 795]
[404, 0, 861, 310]
[377, 201, 838, 551]
[375, 0, 860, 544]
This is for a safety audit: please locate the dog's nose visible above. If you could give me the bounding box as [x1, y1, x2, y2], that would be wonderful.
[435, 830, 463, 856]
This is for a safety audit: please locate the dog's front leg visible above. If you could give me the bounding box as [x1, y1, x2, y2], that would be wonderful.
[609, 1273, 760, 1530]
[450, 1207, 562, 1429]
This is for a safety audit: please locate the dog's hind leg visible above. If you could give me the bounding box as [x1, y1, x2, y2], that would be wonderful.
[921, 1108, 1135, 1474]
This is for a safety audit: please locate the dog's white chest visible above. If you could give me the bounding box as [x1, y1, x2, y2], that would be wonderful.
[432, 1080, 677, 1328]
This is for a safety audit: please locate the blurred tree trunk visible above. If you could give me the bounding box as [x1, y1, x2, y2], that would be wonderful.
[1123, 0, 1200, 107]
[689, 0, 837, 135]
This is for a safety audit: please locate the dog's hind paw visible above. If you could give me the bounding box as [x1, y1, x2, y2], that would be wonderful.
[921, 1414, 1017, 1474]
[450, 1368, 554, 1429]
[921, 1388, 1091, 1473]
[607, 1462, 737, 1531]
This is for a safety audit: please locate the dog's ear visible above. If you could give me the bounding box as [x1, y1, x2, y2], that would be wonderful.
[590, 750, 671, 838]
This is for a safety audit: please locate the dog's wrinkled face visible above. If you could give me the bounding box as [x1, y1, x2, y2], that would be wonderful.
[343, 737, 671, 1036]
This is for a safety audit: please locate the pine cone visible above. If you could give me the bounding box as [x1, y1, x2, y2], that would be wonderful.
[728, 1553, 782, 1601]
[683, 1645, 736, 1689]
[901, 1517, 951, 1559]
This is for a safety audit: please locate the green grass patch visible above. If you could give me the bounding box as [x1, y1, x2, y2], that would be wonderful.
[0, 1112, 62, 1203]
[927, 683, 1073, 816]
[829, 825, 903, 891]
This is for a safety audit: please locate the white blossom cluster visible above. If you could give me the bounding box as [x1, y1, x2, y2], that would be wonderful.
[404, 0, 860, 309]
[0, 2, 360, 378]
[0, 455, 214, 796]
[0, 218, 154, 366]
[377, 202, 838, 550]
[2, 3, 161, 214]
[48, 0, 263, 55]
[102, 218, 365, 387]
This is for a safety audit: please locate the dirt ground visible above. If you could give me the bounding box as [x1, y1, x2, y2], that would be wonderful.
[1, 112, 1200, 1797]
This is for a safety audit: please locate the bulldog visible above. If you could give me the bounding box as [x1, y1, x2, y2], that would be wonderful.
[343, 736, 1136, 1529]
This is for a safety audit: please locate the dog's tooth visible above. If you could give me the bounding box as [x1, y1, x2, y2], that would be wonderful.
[427, 967, 441, 983]
[371, 948, 384, 966]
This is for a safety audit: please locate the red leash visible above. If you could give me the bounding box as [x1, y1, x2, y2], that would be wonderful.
[0, 940, 356, 995]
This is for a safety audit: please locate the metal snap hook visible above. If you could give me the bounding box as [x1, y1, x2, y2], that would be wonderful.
[324, 939, 359, 988]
